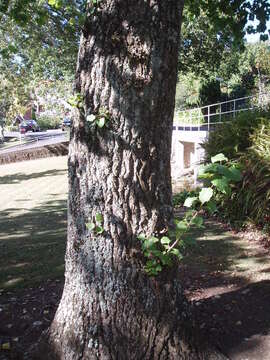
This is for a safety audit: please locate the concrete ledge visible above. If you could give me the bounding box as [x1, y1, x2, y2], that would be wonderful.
[0, 142, 69, 165]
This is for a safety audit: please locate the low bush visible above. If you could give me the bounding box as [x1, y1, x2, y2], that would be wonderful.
[37, 114, 61, 130]
[203, 109, 270, 160]
[203, 109, 270, 231]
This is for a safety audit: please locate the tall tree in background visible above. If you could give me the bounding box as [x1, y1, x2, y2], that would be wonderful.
[1, 0, 270, 358]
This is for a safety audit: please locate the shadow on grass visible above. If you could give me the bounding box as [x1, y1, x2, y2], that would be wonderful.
[193, 280, 270, 357]
[182, 220, 244, 272]
[0, 199, 67, 290]
[0, 169, 67, 185]
[177, 218, 270, 356]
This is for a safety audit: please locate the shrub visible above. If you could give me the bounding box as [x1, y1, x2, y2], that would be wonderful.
[203, 109, 270, 160]
[199, 79, 222, 107]
[238, 122, 270, 226]
[37, 114, 61, 130]
[203, 109, 270, 230]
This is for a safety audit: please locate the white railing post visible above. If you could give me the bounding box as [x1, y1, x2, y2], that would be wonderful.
[233, 99, 236, 118]
[207, 105, 210, 131]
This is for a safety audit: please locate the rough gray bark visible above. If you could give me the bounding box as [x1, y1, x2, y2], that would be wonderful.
[38, 1, 227, 359]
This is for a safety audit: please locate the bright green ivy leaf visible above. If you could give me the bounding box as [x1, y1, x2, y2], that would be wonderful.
[175, 219, 188, 231]
[191, 216, 204, 227]
[86, 114, 96, 123]
[171, 248, 183, 260]
[95, 226, 104, 234]
[211, 177, 231, 195]
[199, 187, 213, 204]
[95, 213, 103, 224]
[143, 236, 159, 250]
[96, 117, 106, 128]
[160, 236, 171, 245]
[184, 196, 197, 208]
[207, 200, 217, 214]
[86, 222, 95, 231]
[211, 153, 228, 163]
[228, 166, 242, 182]
[138, 234, 146, 242]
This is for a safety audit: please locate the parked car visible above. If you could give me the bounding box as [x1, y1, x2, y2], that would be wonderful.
[61, 117, 72, 131]
[19, 120, 40, 134]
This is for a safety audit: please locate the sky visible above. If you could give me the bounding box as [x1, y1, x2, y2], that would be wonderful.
[245, 19, 270, 43]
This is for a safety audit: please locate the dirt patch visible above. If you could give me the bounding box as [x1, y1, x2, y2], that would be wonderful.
[0, 142, 69, 165]
[0, 281, 63, 360]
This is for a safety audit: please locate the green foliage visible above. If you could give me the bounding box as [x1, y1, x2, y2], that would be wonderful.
[140, 154, 241, 276]
[203, 109, 270, 160]
[199, 79, 222, 107]
[179, 11, 238, 78]
[175, 73, 200, 111]
[86, 213, 104, 235]
[177, 39, 270, 112]
[37, 114, 61, 130]
[234, 121, 270, 227]
[68, 93, 83, 109]
[86, 108, 111, 130]
[173, 190, 198, 207]
[138, 213, 199, 276]
[203, 110, 270, 230]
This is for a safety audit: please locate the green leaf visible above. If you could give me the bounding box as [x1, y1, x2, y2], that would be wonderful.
[160, 236, 171, 245]
[95, 226, 104, 234]
[184, 196, 197, 208]
[211, 153, 228, 163]
[95, 213, 103, 224]
[216, 164, 234, 179]
[211, 177, 231, 195]
[143, 236, 159, 250]
[207, 200, 217, 214]
[86, 114, 96, 123]
[228, 166, 242, 182]
[151, 249, 163, 257]
[48, 0, 57, 6]
[199, 187, 213, 204]
[138, 234, 146, 242]
[184, 210, 196, 219]
[96, 117, 106, 128]
[160, 253, 172, 266]
[171, 248, 183, 260]
[191, 216, 204, 227]
[86, 222, 95, 232]
[175, 219, 188, 231]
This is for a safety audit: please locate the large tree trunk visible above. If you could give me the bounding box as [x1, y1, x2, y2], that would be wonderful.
[39, 1, 226, 359]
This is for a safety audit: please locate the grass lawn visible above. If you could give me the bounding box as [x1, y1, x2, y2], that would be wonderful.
[0, 137, 28, 150]
[0, 156, 68, 290]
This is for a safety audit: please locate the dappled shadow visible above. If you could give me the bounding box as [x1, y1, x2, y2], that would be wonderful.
[192, 280, 270, 358]
[0, 169, 67, 185]
[0, 199, 67, 289]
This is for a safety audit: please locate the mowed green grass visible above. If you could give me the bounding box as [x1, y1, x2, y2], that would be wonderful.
[0, 156, 68, 290]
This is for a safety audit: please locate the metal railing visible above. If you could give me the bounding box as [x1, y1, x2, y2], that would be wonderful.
[174, 92, 270, 131]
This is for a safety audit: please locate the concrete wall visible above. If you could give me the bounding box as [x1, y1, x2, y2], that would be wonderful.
[171, 128, 208, 181]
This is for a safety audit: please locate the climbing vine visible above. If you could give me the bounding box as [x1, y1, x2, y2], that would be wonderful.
[86, 213, 104, 235]
[86, 107, 111, 129]
[139, 153, 242, 276]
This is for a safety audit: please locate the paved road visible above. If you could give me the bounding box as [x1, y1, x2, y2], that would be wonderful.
[0, 130, 68, 154]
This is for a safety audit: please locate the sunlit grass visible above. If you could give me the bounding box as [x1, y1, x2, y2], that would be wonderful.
[0, 156, 68, 290]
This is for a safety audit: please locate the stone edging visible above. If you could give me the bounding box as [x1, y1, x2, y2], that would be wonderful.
[0, 142, 69, 165]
